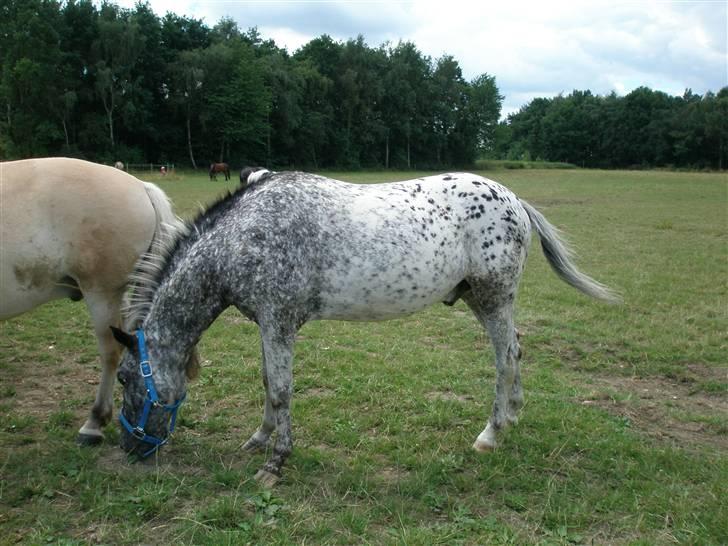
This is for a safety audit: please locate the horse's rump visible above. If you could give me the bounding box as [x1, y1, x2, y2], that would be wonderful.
[0, 158, 159, 317]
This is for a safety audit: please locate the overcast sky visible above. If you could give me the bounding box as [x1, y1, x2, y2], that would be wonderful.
[119, 0, 727, 116]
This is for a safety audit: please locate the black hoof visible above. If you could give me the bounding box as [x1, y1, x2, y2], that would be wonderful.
[76, 433, 104, 446]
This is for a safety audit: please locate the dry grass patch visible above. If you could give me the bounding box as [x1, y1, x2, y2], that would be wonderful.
[578, 369, 728, 451]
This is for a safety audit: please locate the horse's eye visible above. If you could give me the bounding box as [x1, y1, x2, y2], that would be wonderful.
[117, 370, 127, 386]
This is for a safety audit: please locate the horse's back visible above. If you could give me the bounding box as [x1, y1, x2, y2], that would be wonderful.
[232, 172, 530, 321]
[0, 158, 157, 318]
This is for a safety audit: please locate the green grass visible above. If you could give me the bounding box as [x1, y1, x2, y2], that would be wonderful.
[1, 168, 726, 544]
[475, 159, 578, 170]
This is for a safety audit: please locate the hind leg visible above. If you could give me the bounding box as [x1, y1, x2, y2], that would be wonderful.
[463, 292, 522, 451]
[508, 330, 524, 425]
[77, 290, 122, 445]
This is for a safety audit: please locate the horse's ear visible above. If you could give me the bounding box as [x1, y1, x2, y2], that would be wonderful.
[110, 326, 136, 351]
[239, 166, 255, 185]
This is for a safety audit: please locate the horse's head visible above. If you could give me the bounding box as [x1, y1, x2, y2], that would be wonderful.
[111, 327, 200, 458]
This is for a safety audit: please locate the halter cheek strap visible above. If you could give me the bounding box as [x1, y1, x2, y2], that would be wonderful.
[118, 329, 186, 458]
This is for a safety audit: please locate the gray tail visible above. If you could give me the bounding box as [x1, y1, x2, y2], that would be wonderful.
[520, 199, 621, 303]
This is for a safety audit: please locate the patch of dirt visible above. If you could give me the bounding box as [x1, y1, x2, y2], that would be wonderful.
[1, 349, 100, 425]
[419, 336, 453, 351]
[425, 390, 475, 403]
[682, 362, 727, 384]
[298, 386, 333, 398]
[96, 443, 207, 477]
[378, 466, 409, 483]
[96, 447, 136, 472]
[577, 365, 728, 451]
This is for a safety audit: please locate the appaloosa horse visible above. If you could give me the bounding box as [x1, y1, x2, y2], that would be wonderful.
[0, 157, 184, 445]
[112, 170, 619, 485]
[209, 162, 230, 181]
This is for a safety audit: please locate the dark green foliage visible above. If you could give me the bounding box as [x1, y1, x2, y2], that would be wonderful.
[0, 2, 501, 169]
[496, 87, 728, 169]
[2, 1, 722, 170]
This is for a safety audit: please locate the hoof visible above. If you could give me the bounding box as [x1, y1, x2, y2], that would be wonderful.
[77, 432, 104, 446]
[254, 469, 280, 488]
[472, 439, 497, 453]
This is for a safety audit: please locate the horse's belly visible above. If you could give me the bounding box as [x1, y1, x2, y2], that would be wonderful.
[0, 250, 69, 318]
[314, 250, 465, 321]
[315, 287, 452, 321]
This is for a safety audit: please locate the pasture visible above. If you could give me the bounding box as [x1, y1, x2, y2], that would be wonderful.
[1, 168, 725, 544]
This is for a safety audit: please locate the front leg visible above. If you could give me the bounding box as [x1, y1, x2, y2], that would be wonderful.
[243, 345, 275, 453]
[77, 292, 122, 445]
[253, 324, 295, 487]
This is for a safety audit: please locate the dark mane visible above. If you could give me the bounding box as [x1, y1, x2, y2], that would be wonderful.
[123, 173, 274, 327]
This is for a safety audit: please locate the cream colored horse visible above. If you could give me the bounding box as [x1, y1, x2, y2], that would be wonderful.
[0, 157, 183, 444]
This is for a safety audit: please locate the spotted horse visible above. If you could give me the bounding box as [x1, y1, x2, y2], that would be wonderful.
[111, 169, 619, 486]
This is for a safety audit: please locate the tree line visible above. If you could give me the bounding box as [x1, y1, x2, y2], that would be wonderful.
[0, 0, 502, 170]
[493, 87, 727, 170]
[1, 1, 724, 171]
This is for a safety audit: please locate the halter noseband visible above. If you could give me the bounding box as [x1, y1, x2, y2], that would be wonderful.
[118, 329, 186, 458]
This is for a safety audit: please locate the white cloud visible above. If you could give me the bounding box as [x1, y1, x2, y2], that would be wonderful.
[258, 26, 313, 53]
[115, 0, 727, 115]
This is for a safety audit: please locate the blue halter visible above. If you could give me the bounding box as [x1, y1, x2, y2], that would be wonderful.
[118, 329, 186, 458]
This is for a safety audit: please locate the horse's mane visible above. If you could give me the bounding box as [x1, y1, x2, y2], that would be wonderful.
[123, 172, 273, 329]
[122, 183, 187, 329]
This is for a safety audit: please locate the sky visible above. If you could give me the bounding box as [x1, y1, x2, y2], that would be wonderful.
[117, 0, 727, 116]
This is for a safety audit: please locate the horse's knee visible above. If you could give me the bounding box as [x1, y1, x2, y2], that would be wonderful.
[263, 363, 293, 407]
[269, 391, 292, 417]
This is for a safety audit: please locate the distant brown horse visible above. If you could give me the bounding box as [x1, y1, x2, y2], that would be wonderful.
[209, 162, 230, 181]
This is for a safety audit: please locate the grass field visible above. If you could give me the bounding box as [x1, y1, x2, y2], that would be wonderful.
[1, 168, 726, 545]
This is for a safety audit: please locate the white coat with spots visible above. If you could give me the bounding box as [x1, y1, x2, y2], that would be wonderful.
[113, 170, 619, 486]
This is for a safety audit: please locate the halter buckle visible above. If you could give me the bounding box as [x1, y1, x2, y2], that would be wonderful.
[132, 426, 146, 440]
[140, 360, 153, 377]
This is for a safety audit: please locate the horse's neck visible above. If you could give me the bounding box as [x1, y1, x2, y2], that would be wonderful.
[145, 251, 227, 356]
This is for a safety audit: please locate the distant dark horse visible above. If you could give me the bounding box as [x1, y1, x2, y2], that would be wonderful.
[209, 162, 230, 181]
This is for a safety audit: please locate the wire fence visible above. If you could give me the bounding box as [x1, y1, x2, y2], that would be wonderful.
[121, 163, 175, 174]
